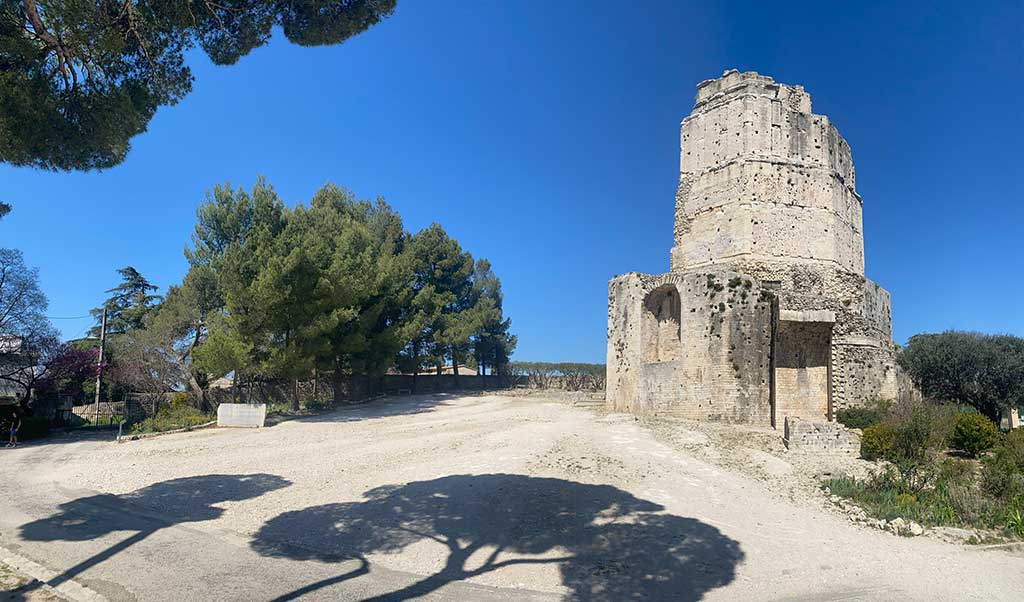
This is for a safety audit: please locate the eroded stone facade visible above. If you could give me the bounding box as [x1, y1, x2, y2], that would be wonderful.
[607, 70, 898, 426]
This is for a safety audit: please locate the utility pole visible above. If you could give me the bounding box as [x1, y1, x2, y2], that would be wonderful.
[93, 307, 106, 424]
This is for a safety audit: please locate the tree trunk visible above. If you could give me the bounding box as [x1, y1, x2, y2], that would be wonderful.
[292, 378, 300, 411]
[187, 372, 209, 412]
[332, 357, 344, 405]
[411, 341, 420, 394]
[452, 352, 460, 389]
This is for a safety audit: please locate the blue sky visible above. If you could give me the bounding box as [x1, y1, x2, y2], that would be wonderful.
[1, 1, 1021, 362]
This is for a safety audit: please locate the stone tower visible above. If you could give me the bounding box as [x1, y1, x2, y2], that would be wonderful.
[607, 70, 897, 426]
[670, 70, 863, 276]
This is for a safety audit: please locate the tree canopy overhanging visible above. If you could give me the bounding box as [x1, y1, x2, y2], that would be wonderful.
[0, 0, 396, 171]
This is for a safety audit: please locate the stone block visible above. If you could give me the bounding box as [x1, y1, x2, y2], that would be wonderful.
[217, 403, 267, 428]
[783, 417, 859, 454]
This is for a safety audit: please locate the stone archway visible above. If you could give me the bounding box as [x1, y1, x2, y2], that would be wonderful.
[642, 285, 681, 363]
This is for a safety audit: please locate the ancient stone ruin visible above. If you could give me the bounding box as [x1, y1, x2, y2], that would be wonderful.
[607, 70, 897, 426]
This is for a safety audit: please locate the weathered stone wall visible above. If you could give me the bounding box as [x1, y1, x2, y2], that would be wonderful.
[725, 259, 898, 411]
[608, 269, 773, 423]
[671, 69, 863, 275]
[607, 272, 646, 412]
[606, 69, 897, 425]
[774, 320, 831, 421]
[783, 417, 859, 454]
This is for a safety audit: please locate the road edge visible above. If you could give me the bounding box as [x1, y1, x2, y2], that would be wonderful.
[0, 545, 110, 602]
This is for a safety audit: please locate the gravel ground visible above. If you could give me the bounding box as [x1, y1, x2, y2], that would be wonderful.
[2, 392, 1022, 601]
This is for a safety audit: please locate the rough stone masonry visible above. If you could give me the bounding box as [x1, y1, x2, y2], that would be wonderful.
[607, 70, 898, 426]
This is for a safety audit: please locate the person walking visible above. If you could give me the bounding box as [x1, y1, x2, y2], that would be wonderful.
[6, 413, 20, 448]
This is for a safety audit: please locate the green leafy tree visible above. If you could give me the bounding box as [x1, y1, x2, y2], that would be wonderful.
[302, 186, 411, 402]
[89, 266, 162, 337]
[468, 259, 515, 380]
[141, 264, 222, 409]
[173, 178, 515, 405]
[187, 178, 286, 398]
[405, 224, 475, 385]
[0, 0, 397, 171]
[899, 331, 1024, 423]
[248, 210, 332, 409]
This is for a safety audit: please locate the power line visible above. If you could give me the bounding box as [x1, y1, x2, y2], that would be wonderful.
[46, 315, 92, 320]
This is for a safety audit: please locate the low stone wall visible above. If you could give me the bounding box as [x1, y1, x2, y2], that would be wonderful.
[784, 417, 859, 454]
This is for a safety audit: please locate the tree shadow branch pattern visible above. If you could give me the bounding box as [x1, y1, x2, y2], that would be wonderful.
[15, 472, 742, 601]
[252, 474, 744, 601]
[16, 474, 291, 597]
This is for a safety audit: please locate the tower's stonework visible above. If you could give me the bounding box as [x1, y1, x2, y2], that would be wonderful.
[607, 70, 897, 425]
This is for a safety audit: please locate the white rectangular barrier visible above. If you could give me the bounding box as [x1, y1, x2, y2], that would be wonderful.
[217, 403, 267, 428]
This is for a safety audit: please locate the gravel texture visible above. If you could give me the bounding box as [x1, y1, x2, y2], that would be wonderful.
[2, 393, 1022, 601]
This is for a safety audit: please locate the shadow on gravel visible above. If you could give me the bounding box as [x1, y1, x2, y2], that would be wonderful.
[251, 474, 743, 602]
[16, 474, 290, 598]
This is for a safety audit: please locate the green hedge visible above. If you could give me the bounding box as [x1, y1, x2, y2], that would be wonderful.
[861, 423, 896, 461]
[836, 405, 887, 430]
[951, 413, 998, 458]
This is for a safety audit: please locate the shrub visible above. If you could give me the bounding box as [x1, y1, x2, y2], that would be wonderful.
[888, 401, 956, 461]
[982, 430, 1024, 499]
[168, 391, 191, 407]
[130, 404, 211, 434]
[305, 398, 331, 411]
[951, 413, 999, 458]
[861, 423, 896, 460]
[837, 402, 888, 430]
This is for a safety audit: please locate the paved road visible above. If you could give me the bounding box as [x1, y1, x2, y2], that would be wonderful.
[1, 394, 1022, 601]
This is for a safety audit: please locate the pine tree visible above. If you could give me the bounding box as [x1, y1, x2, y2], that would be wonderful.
[89, 267, 162, 337]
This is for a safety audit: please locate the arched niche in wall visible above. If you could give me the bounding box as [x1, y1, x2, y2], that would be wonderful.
[642, 284, 682, 363]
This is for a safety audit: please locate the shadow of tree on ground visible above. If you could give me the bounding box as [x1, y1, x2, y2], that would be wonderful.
[16, 474, 290, 597]
[252, 474, 743, 601]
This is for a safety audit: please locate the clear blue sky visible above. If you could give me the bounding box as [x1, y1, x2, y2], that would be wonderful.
[1, 1, 1021, 362]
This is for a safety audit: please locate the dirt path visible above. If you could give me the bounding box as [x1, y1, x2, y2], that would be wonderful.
[1, 394, 1021, 601]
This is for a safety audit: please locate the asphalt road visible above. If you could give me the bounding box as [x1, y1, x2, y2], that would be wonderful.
[1, 393, 1022, 602]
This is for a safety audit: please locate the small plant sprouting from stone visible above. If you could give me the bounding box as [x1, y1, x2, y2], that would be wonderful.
[718, 302, 726, 312]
